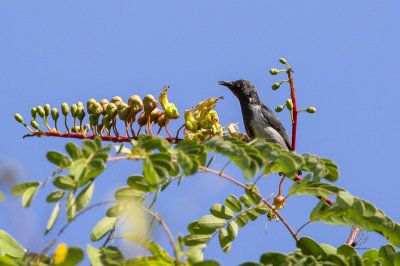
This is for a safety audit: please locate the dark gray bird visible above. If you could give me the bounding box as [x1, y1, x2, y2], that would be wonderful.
[219, 79, 291, 151]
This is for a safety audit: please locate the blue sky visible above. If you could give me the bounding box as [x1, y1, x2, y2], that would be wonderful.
[1, 0, 399, 264]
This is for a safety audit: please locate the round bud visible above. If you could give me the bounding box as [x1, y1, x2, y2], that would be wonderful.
[279, 58, 288, 65]
[86, 99, 97, 114]
[31, 107, 37, 119]
[61, 103, 70, 116]
[128, 95, 144, 114]
[157, 113, 168, 127]
[143, 94, 158, 114]
[14, 113, 24, 123]
[44, 104, 51, 116]
[150, 108, 162, 123]
[117, 103, 130, 121]
[37, 106, 45, 118]
[106, 102, 117, 118]
[30, 120, 40, 130]
[272, 83, 280, 90]
[51, 108, 59, 121]
[111, 96, 123, 106]
[306, 107, 316, 113]
[84, 124, 90, 132]
[76, 102, 84, 109]
[70, 104, 78, 117]
[286, 99, 293, 110]
[273, 195, 286, 210]
[103, 116, 112, 129]
[89, 114, 99, 126]
[77, 107, 85, 121]
[269, 68, 279, 75]
[137, 112, 147, 126]
[275, 105, 284, 112]
[100, 99, 109, 115]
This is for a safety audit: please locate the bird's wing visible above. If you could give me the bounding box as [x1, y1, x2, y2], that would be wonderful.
[260, 103, 292, 150]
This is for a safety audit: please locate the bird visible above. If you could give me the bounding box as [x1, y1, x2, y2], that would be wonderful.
[219, 79, 291, 151]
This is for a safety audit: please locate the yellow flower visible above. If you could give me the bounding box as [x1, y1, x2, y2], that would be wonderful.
[53, 243, 68, 264]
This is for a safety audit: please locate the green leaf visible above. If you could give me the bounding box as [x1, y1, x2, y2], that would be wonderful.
[225, 195, 242, 212]
[240, 195, 252, 208]
[46, 190, 65, 202]
[321, 158, 339, 182]
[336, 191, 354, 209]
[361, 249, 379, 265]
[337, 244, 358, 261]
[255, 204, 269, 215]
[236, 213, 248, 227]
[177, 149, 198, 175]
[143, 157, 160, 186]
[115, 187, 142, 202]
[46, 151, 71, 169]
[0, 230, 26, 258]
[90, 217, 118, 242]
[65, 142, 82, 160]
[127, 175, 151, 192]
[197, 215, 225, 234]
[57, 246, 84, 266]
[45, 202, 60, 234]
[53, 176, 76, 190]
[21, 186, 38, 208]
[76, 182, 94, 211]
[66, 192, 76, 222]
[245, 183, 261, 205]
[319, 243, 337, 255]
[379, 245, 396, 265]
[82, 140, 98, 158]
[219, 228, 232, 253]
[193, 261, 221, 266]
[297, 237, 327, 259]
[310, 198, 329, 221]
[87, 244, 102, 266]
[210, 204, 234, 219]
[277, 153, 298, 178]
[99, 246, 125, 266]
[324, 254, 347, 266]
[11, 182, 40, 196]
[227, 221, 238, 240]
[186, 246, 204, 264]
[106, 203, 129, 217]
[259, 252, 286, 265]
[184, 234, 210, 246]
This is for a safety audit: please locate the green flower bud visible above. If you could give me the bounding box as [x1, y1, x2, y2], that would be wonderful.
[103, 116, 112, 129]
[37, 106, 45, 118]
[61, 103, 69, 116]
[44, 104, 51, 116]
[184, 109, 198, 132]
[70, 104, 78, 117]
[86, 99, 97, 114]
[76, 102, 84, 109]
[100, 99, 109, 115]
[77, 107, 85, 121]
[128, 95, 144, 114]
[286, 99, 293, 110]
[272, 83, 280, 90]
[111, 96, 123, 106]
[275, 105, 284, 112]
[306, 107, 316, 113]
[51, 108, 59, 121]
[89, 114, 99, 126]
[14, 113, 24, 123]
[143, 94, 158, 114]
[84, 124, 90, 132]
[269, 68, 279, 75]
[31, 108, 37, 120]
[193, 109, 201, 120]
[106, 102, 117, 118]
[279, 58, 288, 65]
[117, 103, 130, 121]
[30, 120, 40, 130]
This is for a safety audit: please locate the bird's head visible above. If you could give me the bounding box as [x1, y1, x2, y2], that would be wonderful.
[219, 79, 260, 103]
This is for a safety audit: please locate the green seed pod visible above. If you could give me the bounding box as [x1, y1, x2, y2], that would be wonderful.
[86, 99, 97, 114]
[84, 124, 90, 132]
[37, 106, 45, 118]
[269, 68, 279, 75]
[103, 116, 112, 129]
[77, 102, 84, 109]
[286, 99, 293, 110]
[14, 113, 24, 123]
[51, 108, 59, 121]
[106, 102, 117, 118]
[31, 107, 37, 120]
[143, 94, 158, 114]
[128, 95, 144, 114]
[150, 108, 162, 123]
[61, 103, 69, 116]
[77, 107, 85, 121]
[272, 83, 280, 90]
[44, 104, 51, 116]
[70, 104, 78, 117]
[306, 107, 316, 113]
[275, 105, 284, 112]
[111, 96, 123, 106]
[89, 114, 99, 126]
[30, 120, 40, 130]
[117, 103, 130, 121]
[279, 58, 288, 65]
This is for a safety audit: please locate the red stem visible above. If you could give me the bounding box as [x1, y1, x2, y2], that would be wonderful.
[287, 69, 297, 152]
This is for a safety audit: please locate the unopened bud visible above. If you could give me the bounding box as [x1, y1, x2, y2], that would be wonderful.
[84, 124, 90, 132]
[269, 68, 279, 75]
[275, 105, 284, 112]
[106, 103, 117, 118]
[111, 96, 123, 106]
[306, 107, 316, 113]
[150, 108, 162, 123]
[31, 108, 37, 120]
[286, 99, 293, 110]
[272, 83, 280, 90]
[86, 99, 97, 114]
[51, 108, 59, 121]
[76, 102, 84, 109]
[37, 106, 45, 118]
[44, 104, 51, 116]
[30, 120, 40, 130]
[273, 195, 286, 210]
[117, 103, 130, 121]
[61, 103, 69, 116]
[143, 94, 158, 114]
[89, 114, 98, 126]
[100, 99, 109, 115]
[137, 112, 148, 126]
[77, 107, 85, 121]
[14, 113, 23, 123]
[70, 104, 78, 117]
[157, 113, 168, 127]
[279, 58, 288, 65]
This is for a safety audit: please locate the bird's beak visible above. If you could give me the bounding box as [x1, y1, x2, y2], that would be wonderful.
[218, 81, 233, 89]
